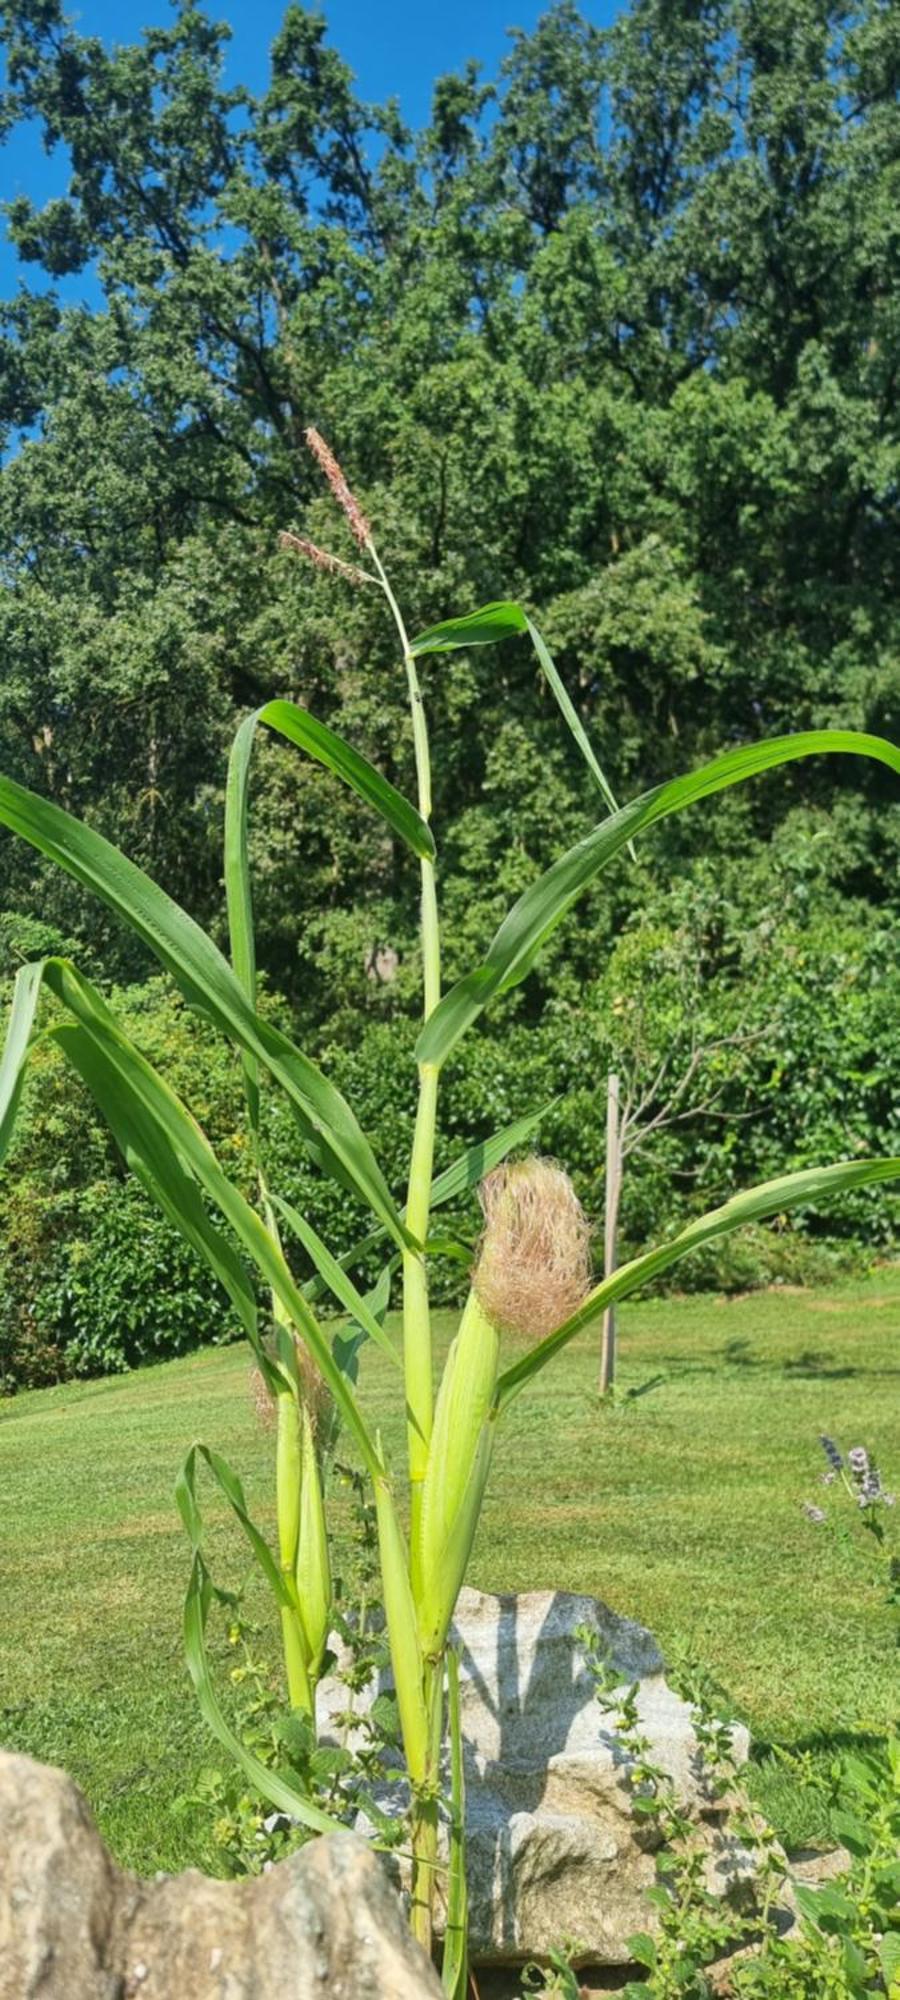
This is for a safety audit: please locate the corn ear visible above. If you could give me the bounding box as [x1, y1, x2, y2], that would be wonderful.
[417, 1291, 499, 1655]
[275, 1388, 302, 1571]
[375, 1472, 429, 1783]
[421, 1292, 498, 1549]
[296, 1399, 331, 1683]
[417, 1423, 494, 1658]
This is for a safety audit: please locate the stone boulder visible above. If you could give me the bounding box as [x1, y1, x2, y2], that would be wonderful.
[319, 1587, 767, 1968]
[0, 1750, 441, 2000]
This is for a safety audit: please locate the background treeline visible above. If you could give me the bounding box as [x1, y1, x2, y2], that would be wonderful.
[0, 0, 897, 1386]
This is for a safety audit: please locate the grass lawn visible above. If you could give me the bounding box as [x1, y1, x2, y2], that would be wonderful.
[2, 1272, 898, 1875]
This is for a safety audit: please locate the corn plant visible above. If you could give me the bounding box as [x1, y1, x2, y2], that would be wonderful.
[1, 433, 899, 1988]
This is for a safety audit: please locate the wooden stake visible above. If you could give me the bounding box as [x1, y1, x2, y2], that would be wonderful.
[600, 1072, 621, 1395]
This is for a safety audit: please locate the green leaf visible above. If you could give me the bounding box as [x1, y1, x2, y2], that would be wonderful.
[271, 1190, 402, 1372]
[410, 600, 528, 655]
[841, 1935, 868, 1988]
[0, 770, 407, 1247]
[417, 730, 900, 1069]
[524, 615, 622, 823]
[794, 1881, 857, 1929]
[330, 1259, 395, 1396]
[495, 1155, 900, 1408]
[627, 1932, 658, 1970]
[878, 1931, 900, 1995]
[260, 700, 435, 859]
[0, 959, 46, 1165]
[176, 1443, 294, 1615]
[829, 1808, 873, 1857]
[176, 1444, 339, 1836]
[27, 959, 384, 1475]
[411, 597, 625, 839]
[52, 1015, 268, 1369]
[224, 711, 262, 1132]
[430, 1102, 556, 1206]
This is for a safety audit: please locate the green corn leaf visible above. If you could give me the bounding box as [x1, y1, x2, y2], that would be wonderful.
[524, 614, 624, 828]
[176, 1443, 295, 1615]
[260, 700, 435, 859]
[224, 711, 261, 1132]
[0, 961, 273, 1386]
[429, 1102, 555, 1206]
[182, 1553, 341, 1832]
[271, 1190, 402, 1372]
[329, 1257, 397, 1410]
[495, 1154, 900, 1409]
[225, 698, 433, 1131]
[418, 730, 900, 1069]
[0, 959, 46, 1164]
[20, 959, 384, 1476]
[52, 1016, 270, 1373]
[410, 600, 528, 655]
[176, 1440, 340, 1834]
[0, 772, 407, 1247]
[442, 1648, 468, 2000]
[410, 598, 623, 831]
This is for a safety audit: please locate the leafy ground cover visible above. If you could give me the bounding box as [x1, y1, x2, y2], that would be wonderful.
[1, 1273, 898, 1875]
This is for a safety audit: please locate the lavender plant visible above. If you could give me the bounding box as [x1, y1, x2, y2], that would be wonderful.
[804, 1435, 898, 1643]
[1, 435, 899, 1984]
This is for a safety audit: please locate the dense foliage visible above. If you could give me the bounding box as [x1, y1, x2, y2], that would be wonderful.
[0, 0, 897, 1384]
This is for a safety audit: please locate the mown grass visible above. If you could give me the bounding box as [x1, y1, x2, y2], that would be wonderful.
[2, 1272, 898, 1873]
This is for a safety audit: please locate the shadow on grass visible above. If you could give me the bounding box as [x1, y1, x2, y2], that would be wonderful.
[620, 1372, 668, 1404]
[782, 1348, 858, 1379]
[750, 1723, 887, 1762]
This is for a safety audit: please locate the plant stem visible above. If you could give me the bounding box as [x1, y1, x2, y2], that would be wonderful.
[369, 544, 441, 1575]
[409, 1655, 444, 1955]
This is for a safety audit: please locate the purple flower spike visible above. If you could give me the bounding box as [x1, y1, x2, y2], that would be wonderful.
[820, 1435, 843, 1472]
[803, 1502, 827, 1524]
[848, 1445, 870, 1482]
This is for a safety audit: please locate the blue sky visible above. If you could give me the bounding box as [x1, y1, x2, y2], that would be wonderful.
[1, 0, 624, 300]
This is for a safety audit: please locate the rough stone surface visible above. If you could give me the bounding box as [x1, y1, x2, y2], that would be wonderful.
[319, 1587, 764, 1968]
[0, 1750, 441, 2000]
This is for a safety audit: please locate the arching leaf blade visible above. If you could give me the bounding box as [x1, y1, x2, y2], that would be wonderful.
[525, 614, 625, 830]
[300, 1101, 554, 1305]
[0, 772, 407, 1247]
[0, 959, 46, 1164]
[410, 601, 528, 656]
[260, 699, 435, 860]
[36, 960, 383, 1476]
[224, 710, 261, 1131]
[495, 1155, 900, 1409]
[174, 1450, 341, 1839]
[271, 1190, 403, 1372]
[418, 731, 900, 1070]
[182, 1551, 341, 1831]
